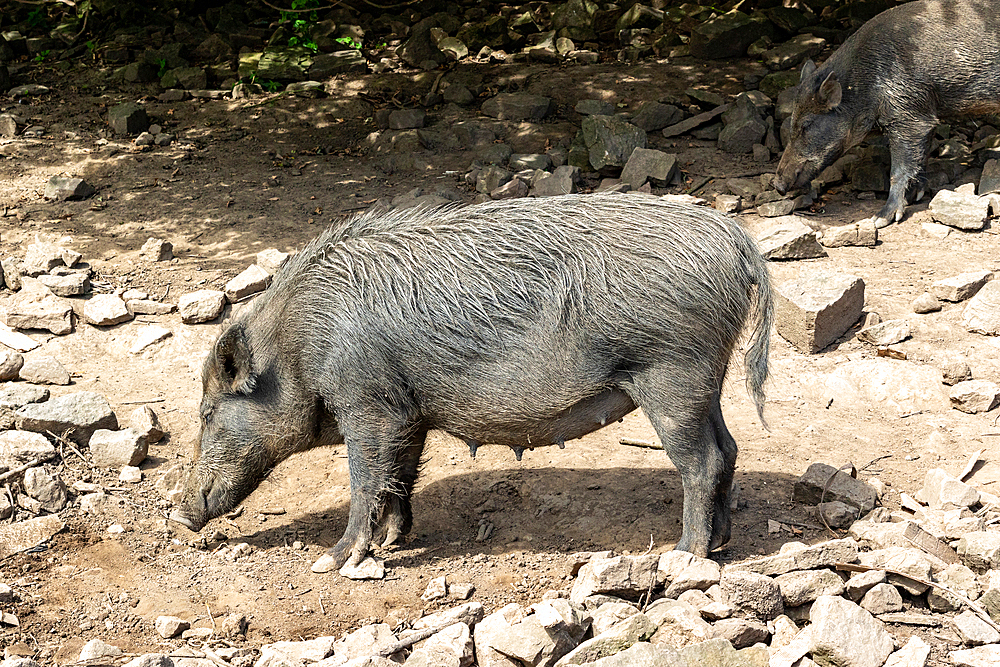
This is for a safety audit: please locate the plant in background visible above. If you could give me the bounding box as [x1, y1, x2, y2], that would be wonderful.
[157, 58, 168, 77]
[26, 7, 49, 28]
[335, 36, 362, 50]
[33, 49, 51, 63]
[282, 0, 321, 53]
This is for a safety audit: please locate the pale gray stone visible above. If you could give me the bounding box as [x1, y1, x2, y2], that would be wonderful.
[257, 248, 291, 275]
[84, 294, 133, 326]
[957, 532, 1000, 571]
[857, 548, 938, 595]
[664, 556, 721, 598]
[139, 238, 173, 261]
[952, 610, 1000, 646]
[929, 563, 981, 612]
[931, 271, 992, 302]
[15, 391, 117, 444]
[89, 428, 148, 468]
[845, 569, 887, 601]
[22, 466, 67, 512]
[727, 538, 859, 576]
[644, 599, 717, 649]
[339, 555, 385, 580]
[950, 380, 1000, 414]
[719, 569, 783, 621]
[819, 221, 877, 248]
[711, 617, 769, 649]
[775, 569, 846, 607]
[590, 602, 639, 635]
[929, 189, 990, 230]
[224, 265, 271, 302]
[335, 623, 397, 661]
[677, 637, 768, 667]
[571, 554, 659, 603]
[0, 514, 64, 558]
[79, 638, 124, 662]
[808, 596, 894, 667]
[256, 636, 337, 666]
[129, 325, 172, 355]
[912, 292, 942, 314]
[127, 299, 175, 315]
[0, 385, 49, 410]
[775, 271, 865, 353]
[43, 176, 96, 201]
[481, 94, 552, 122]
[178, 290, 226, 324]
[37, 272, 90, 296]
[6, 280, 73, 335]
[128, 405, 165, 444]
[581, 115, 647, 170]
[475, 603, 574, 667]
[794, 464, 877, 513]
[857, 319, 911, 346]
[942, 361, 973, 385]
[531, 165, 580, 197]
[407, 622, 473, 667]
[555, 612, 655, 665]
[620, 149, 678, 189]
[154, 615, 189, 639]
[422, 575, 448, 601]
[0, 430, 56, 466]
[0, 350, 23, 381]
[951, 645, 1000, 667]
[963, 280, 1000, 335]
[155, 462, 188, 504]
[17, 355, 70, 385]
[883, 636, 930, 667]
[756, 216, 827, 260]
[859, 583, 903, 614]
[917, 468, 980, 509]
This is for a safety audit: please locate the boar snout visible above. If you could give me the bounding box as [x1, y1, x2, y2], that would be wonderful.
[168, 506, 205, 532]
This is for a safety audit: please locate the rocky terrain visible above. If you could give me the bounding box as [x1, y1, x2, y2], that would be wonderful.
[2, 0, 1000, 665]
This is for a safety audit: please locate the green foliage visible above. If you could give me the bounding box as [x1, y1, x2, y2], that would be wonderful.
[335, 36, 362, 50]
[280, 0, 322, 53]
[260, 79, 281, 92]
[26, 7, 49, 28]
[157, 58, 168, 77]
[33, 50, 51, 63]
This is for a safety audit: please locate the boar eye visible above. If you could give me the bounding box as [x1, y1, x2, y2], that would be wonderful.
[201, 408, 214, 423]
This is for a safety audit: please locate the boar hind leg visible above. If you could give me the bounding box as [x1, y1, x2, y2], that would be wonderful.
[312, 412, 418, 574]
[374, 434, 426, 548]
[632, 379, 732, 558]
[876, 120, 936, 228]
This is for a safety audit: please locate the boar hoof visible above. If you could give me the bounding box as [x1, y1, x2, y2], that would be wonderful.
[311, 554, 339, 573]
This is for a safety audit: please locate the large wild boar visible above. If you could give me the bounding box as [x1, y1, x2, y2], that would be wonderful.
[170, 193, 773, 574]
[774, 0, 1000, 228]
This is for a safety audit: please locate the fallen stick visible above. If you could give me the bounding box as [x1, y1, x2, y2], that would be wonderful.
[0, 459, 42, 483]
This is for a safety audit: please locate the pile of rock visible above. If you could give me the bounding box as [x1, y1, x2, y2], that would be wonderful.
[8, 458, 1000, 666]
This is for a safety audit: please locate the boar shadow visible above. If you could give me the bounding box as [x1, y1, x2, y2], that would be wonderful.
[238, 465, 807, 565]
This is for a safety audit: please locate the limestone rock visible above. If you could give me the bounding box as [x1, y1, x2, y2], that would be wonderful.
[963, 280, 1000, 335]
[775, 271, 865, 353]
[15, 391, 117, 444]
[89, 428, 148, 468]
[178, 290, 226, 324]
[756, 215, 827, 260]
[808, 595, 894, 667]
[949, 380, 1000, 414]
[84, 294, 133, 326]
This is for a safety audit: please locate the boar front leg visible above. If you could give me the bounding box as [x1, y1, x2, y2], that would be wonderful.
[870, 118, 936, 229]
[311, 409, 419, 574]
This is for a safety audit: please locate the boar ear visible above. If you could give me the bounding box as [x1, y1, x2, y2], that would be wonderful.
[215, 324, 256, 395]
[816, 72, 842, 111]
[800, 59, 817, 83]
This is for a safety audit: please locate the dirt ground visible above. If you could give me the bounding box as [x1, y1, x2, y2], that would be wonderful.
[2, 54, 1000, 662]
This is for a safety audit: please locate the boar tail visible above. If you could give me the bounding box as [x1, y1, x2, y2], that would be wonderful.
[744, 251, 773, 430]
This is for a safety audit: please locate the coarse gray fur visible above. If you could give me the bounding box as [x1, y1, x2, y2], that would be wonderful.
[171, 192, 773, 572]
[774, 0, 1000, 227]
